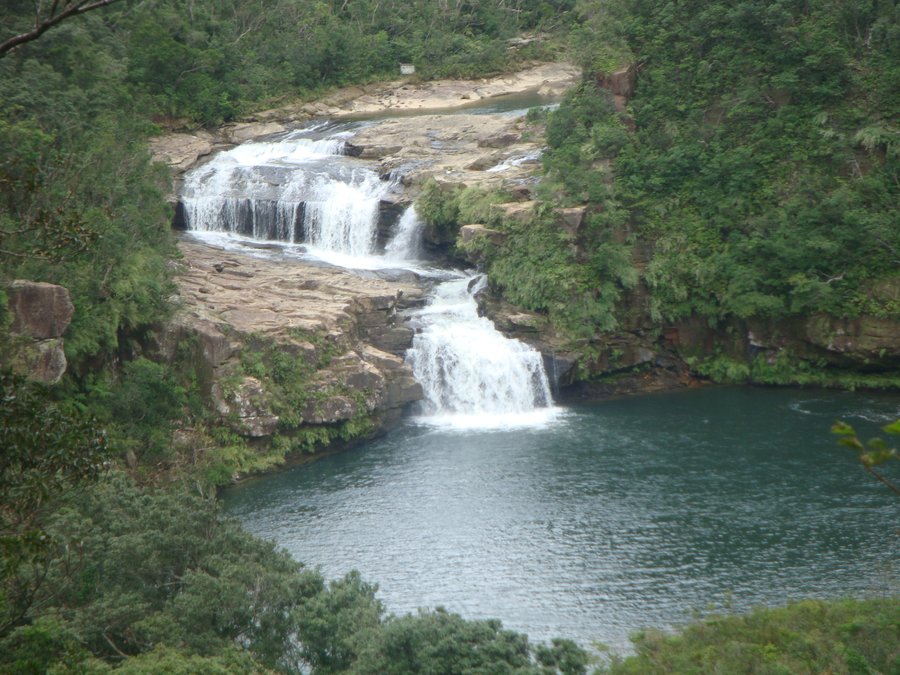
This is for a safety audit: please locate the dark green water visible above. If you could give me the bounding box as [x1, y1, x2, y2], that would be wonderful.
[223, 387, 899, 652]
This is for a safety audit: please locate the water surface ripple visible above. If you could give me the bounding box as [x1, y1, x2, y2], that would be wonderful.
[223, 387, 900, 653]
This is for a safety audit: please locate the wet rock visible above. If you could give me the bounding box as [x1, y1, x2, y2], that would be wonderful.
[368, 325, 415, 355]
[225, 122, 287, 144]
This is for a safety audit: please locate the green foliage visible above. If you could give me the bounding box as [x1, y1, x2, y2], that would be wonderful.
[0, 473, 319, 671]
[294, 571, 384, 674]
[580, 0, 898, 323]
[535, 638, 591, 674]
[691, 355, 752, 384]
[597, 599, 900, 675]
[238, 333, 338, 430]
[416, 179, 464, 244]
[354, 607, 534, 674]
[2, 0, 574, 128]
[0, 470, 589, 673]
[100, 357, 188, 461]
[0, 371, 110, 637]
[0, 45, 176, 368]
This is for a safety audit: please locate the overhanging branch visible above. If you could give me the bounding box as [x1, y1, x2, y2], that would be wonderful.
[0, 0, 123, 58]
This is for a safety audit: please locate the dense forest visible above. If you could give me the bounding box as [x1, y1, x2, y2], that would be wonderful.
[1, 0, 898, 672]
[427, 0, 900, 387]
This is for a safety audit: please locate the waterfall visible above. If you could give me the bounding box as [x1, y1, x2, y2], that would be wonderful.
[181, 126, 393, 258]
[304, 168, 391, 257]
[385, 206, 424, 261]
[180, 120, 563, 430]
[405, 276, 558, 429]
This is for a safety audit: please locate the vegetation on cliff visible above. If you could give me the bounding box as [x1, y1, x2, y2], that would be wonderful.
[428, 0, 899, 385]
[574, 0, 898, 324]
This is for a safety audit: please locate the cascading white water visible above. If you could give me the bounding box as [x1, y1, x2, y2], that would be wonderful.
[181, 127, 394, 257]
[486, 149, 543, 173]
[304, 168, 390, 256]
[385, 205, 424, 261]
[405, 276, 558, 428]
[180, 119, 562, 430]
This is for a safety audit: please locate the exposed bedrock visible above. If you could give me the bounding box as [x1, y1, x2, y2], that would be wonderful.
[152, 239, 425, 441]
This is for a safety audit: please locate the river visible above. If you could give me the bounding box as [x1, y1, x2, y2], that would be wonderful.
[223, 386, 899, 653]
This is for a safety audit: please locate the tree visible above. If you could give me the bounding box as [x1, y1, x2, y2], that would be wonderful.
[0, 1, 124, 58]
[0, 370, 109, 637]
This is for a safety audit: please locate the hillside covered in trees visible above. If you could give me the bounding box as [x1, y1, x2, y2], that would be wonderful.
[1, 0, 898, 672]
[430, 0, 899, 389]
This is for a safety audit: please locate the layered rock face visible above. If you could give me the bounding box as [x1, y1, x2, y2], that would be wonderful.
[3, 281, 74, 384]
[155, 239, 424, 441]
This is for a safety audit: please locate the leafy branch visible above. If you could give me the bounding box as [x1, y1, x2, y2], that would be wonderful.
[831, 419, 900, 496]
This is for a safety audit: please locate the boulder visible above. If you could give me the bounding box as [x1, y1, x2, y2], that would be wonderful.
[368, 325, 415, 355]
[154, 315, 235, 370]
[10, 339, 68, 385]
[556, 207, 586, 237]
[490, 201, 536, 224]
[148, 132, 215, 173]
[477, 131, 521, 148]
[359, 345, 423, 409]
[596, 64, 636, 100]
[7, 281, 74, 339]
[302, 395, 358, 424]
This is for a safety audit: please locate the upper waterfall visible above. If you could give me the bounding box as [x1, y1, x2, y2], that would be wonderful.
[180, 124, 397, 260]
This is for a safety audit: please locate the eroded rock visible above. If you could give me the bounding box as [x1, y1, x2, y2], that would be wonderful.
[164, 238, 425, 440]
[805, 314, 900, 363]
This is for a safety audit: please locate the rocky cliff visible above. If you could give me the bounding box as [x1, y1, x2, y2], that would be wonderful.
[154, 240, 425, 447]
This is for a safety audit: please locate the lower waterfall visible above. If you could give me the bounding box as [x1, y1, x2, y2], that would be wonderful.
[405, 276, 558, 429]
